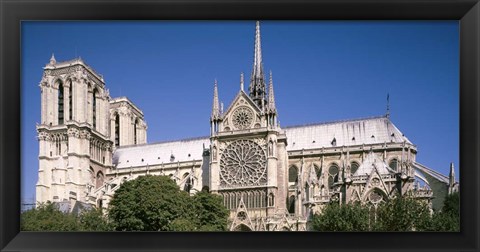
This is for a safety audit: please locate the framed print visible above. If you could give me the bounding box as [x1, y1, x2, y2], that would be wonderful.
[1, 0, 478, 252]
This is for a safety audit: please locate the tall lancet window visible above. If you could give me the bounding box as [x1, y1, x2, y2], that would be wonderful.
[68, 82, 73, 121]
[134, 118, 138, 144]
[92, 88, 98, 129]
[115, 114, 120, 147]
[58, 82, 64, 125]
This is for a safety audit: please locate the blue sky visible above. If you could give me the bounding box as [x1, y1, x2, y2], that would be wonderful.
[21, 21, 459, 203]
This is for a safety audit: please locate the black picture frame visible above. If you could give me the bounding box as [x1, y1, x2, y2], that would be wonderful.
[1, 0, 478, 251]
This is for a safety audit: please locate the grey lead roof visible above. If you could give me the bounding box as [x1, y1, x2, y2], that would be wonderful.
[113, 116, 411, 169]
[284, 115, 411, 151]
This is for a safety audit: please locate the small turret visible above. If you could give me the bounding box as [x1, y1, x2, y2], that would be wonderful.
[49, 53, 56, 65]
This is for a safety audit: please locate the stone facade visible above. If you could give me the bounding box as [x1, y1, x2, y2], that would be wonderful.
[36, 22, 458, 231]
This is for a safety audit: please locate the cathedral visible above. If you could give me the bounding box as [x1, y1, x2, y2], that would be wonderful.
[36, 22, 458, 231]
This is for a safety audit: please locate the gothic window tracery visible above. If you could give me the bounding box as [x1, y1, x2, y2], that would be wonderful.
[219, 139, 267, 187]
[389, 158, 398, 171]
[232, 106, 254, 130]
[328, 164, 339, 188]
[351, 161, 360, 175]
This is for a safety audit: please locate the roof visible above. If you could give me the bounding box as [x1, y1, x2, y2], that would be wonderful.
[113, 137, 210, 169]
[113, 116, 412, 168]
[284, 115, 411, 151]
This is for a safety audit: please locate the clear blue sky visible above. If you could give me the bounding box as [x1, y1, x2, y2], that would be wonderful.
[21, 21, 459, 203]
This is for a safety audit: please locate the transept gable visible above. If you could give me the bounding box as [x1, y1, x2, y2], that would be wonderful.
[222, 90, 263, 131]
[360, 163, 391, 200]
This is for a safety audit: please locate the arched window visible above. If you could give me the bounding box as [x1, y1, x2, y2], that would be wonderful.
[58, 81, 64, 125]
[314, 165, 322, 178]
[351, 161, 360, 175]
[92, 88, 98, 129]
[89, 167, 95, 184]
[115, 113, 120, 147]
[328, 164, 339, 188]
[68, 81, 73, 121]
[96, 171, 104, 189]
[288, 195, 296, 214]
[134, 118, 139, 144]
[389, 158, 398, 171]
[288, 166, 298, 183]
[268, 193, 275, 207]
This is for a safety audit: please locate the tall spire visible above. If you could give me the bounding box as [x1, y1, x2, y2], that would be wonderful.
[268, 71, 276, 112]
[249, 21, 267, 109]
[211, 79, 220, 119]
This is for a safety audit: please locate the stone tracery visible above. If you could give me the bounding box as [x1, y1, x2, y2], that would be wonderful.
[219, 139, 267, 187]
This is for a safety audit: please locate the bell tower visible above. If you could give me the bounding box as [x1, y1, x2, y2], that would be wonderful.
[36, 55, 113, 207]
[209, 22, 288, 231]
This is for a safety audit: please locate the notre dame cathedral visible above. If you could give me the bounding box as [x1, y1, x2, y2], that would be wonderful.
[35, 22, 458, 231]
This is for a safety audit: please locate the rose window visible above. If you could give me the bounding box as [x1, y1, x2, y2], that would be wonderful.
[232, 107, 254, 130]
[220, 139, 267, 187]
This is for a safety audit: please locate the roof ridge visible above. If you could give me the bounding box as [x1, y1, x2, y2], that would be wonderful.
[283, 115, 388, 129]
[116, 135, 210, 149]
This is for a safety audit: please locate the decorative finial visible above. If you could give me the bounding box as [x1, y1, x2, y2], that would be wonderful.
[211, 79, 220, 120]
[220, 102, 224, 114]
[268, 70, 276, 112]
[49, 53, 56, 65]
[449, 162, 455, 184]
[240, 72, 244, 91]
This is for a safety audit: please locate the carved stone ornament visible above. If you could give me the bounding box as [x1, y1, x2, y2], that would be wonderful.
[67, 128, 80, 138]
[37, 131, 50, 141]
[220, 139, 267, 187]
[79, 129, 91, 140]
[232, 106, 254, 130]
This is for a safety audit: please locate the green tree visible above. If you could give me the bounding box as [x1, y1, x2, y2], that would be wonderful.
[192, 191, 229, 231]
[311, 202, 369, 231]
[78, 207, 112, 231]
[429, 192, 460, 231]
[21, 202, 79, 231]
[108, 175, 194, 231]
[374, 196, 432, 231]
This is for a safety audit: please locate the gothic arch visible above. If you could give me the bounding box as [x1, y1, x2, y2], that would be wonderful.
[51, 77, 64, 89]
[134, 117, 139, 144]
[288, 195, 296, 214]
[92, 87, 99, 129]
[350, 161, 360, 175]
[96, 171, 104, 189]
[388, 158, 399, 171]
[288, 165, 298, 183]
[327, 162, 340, 188]
[233, 223, 252, 232]
[89, 167, 95, 184]
[114, 113, 120, 147]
